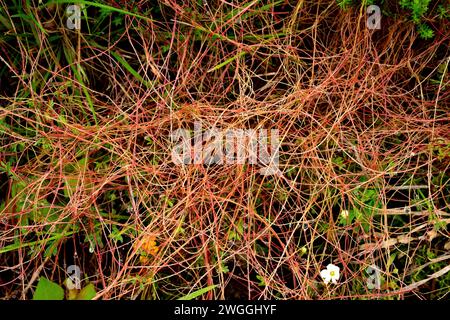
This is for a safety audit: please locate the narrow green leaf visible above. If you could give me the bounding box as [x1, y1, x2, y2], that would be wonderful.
[207, 51, 247, 73]
[177, 285, 217, 300]
[44, 0, 154, 23]
[111, 51, 153, 88]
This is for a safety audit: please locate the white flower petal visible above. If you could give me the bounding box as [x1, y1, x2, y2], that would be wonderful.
[326, 264, 340, 282]
[320, 269, 331, 284]
[327, 264, 339, 273]
[320, 269, 329, 278]
[340, 210, 349, 219]
[334, 270, 340, 280]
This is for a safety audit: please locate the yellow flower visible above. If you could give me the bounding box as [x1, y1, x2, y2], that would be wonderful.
[136, 235, 159, 263]
[142, 235, 159, 256]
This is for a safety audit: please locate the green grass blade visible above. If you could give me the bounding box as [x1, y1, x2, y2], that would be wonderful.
[177, 285, 217, 300]
[111, 51, 153, 89]
[207, 51, 247, 73]
[44, 0, 154, 23]
[0, 230, 78, 254]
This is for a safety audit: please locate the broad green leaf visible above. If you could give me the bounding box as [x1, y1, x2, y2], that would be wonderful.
[33, 277, 64, 300]
[76, 283, 97, 300]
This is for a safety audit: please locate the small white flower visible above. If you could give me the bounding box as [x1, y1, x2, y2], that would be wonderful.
[320, 264, 340, 284]
[340, 210, 349, 219]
